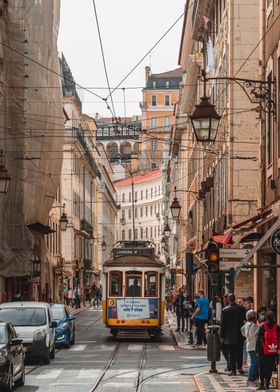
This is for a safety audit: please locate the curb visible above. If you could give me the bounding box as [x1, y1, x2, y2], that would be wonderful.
[166, 313, 191, 349]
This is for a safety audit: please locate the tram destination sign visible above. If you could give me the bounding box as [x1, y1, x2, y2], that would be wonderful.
[113, 247, 155, 258]
[271, 228, 280, 255]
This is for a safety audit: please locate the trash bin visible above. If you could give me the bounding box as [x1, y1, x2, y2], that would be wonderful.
[207, 325, 221, 364]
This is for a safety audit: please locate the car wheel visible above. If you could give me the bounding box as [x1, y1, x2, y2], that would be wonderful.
[15, 360, 25, 387]
[50, 344, 55, 359]
[43, 348, 50, 364]
[4, 365, 13, 392]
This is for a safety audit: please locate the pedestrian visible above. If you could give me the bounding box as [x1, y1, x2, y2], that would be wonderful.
[222, 294, 229, 308]
[175, 290, 185, 332]
[183, 296, 193, 333]
[256, 310, 280, 390]
[171, 290, 177, 313]
[237, 296, 248, 370]
[72, 288, 76, 308]
[257, 306, 268, 324]
[246, 296, 254, 310]
[211, 296, 222, 324]
[75, 287, 80, 309]
[219, 293, 246, 375]
[68, 288, 72, 306]
[191, 290, 209, 348]
[241, 310, 259, 387]
[63, 285, 68, 305]
[85, 286, 91, 304]
[93, 286, 99, 309]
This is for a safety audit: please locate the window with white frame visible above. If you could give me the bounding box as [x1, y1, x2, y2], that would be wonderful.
[151, 117, 157, 128]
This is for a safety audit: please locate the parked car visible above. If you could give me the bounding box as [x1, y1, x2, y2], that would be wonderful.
[0, 321, 25, 391]
[50, 304, 75, 347]
[0, 302, 57, 364]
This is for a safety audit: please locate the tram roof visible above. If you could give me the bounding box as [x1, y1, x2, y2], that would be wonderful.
[104, 255, 165, 268]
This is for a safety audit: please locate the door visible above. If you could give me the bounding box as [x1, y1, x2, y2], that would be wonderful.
[8, 324, 22, 376]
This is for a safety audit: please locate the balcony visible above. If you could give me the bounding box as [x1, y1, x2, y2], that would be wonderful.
[71, 128, 101, 179]
[80, 219, 93, 235]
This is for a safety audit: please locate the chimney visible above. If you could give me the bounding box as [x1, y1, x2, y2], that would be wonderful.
[145, 66, 151, 85]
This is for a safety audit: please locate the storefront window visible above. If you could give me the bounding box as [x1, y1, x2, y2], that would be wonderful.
[126, 272, 142, 297]
[145, 272, 158, 297]
[109, 271, 123, 297]
[261, 253, 277, 311]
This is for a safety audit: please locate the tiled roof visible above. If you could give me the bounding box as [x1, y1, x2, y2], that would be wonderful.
[152, 68, 183, 78]
[146, 68, 183, 90]
[114, 169, 162, 187]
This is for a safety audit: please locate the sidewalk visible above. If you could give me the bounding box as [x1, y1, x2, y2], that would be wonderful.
[166, 310, 206, 350]
[167, 311, 280, 391]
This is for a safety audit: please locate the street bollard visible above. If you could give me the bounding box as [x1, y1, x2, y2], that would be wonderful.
[207, 325, 221, 373]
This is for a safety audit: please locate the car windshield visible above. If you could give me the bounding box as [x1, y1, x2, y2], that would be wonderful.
[0, 308, 46, 327]
[51, 306, 65, 320]
[0, 326, 6, 344]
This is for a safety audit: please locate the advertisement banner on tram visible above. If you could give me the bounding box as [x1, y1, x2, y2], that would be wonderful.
[108, 298, 158, 320]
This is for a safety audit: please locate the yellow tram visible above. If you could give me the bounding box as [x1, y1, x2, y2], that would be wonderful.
[102, 241, 166, 338]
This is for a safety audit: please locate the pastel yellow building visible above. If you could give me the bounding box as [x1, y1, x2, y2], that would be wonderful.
[139, 67, 183, 171]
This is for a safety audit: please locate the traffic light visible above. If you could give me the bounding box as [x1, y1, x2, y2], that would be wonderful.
[206, 241, 220, 273]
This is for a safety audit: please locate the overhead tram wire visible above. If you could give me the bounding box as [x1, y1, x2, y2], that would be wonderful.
[92, 0, 116, 118]
[106, 0, 195, 100]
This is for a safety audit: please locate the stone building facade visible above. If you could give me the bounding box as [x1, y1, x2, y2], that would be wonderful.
[170, 0, 262, 296]
[139, 67, 183, 172]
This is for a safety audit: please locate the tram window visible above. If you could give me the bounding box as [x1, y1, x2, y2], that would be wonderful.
[145, 272, 158, 297]
[109, 272, 123, 296]
[126, 272, 142, 297]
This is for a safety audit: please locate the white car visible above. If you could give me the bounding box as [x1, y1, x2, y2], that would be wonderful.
[0, 302, 57, 364]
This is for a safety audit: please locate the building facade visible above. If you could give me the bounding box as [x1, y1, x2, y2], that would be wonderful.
[114, 169, 165, 257]
[169, 0, 262, 297]
[139, 67, 183, 172]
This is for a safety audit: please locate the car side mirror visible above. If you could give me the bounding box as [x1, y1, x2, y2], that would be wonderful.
[51, 321, 57, 328]
[10, 338, 23, 345]
[67, 316, 75, 321]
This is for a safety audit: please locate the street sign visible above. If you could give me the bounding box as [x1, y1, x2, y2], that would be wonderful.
[220, 248, 251, 259]
[220, 261, 251, 270]
[271, 228, 280, 255]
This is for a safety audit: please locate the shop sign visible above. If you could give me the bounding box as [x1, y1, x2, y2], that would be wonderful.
[271, 228, 280, 255]
[220, 248, 251, 259]
[108, 298, 158, 320]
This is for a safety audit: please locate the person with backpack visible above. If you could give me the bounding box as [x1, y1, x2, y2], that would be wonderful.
[241, 310, 259, 387]
[256, 310, 280, 390]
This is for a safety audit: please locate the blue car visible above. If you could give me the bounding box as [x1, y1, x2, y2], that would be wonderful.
[50, 304, 76, 347]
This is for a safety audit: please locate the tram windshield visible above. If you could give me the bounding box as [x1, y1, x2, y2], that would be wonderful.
[145, 272, 158, 297]
[109, 271, 123, 296]
[126, 272, 142, 297]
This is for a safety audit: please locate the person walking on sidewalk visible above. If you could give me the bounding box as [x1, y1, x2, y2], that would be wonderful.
[219, 293, 245, 376]
[191, 290, 209, 348]
[241, 310, 259, 387]
[175, 290, 185, 332]
[256, 310, 280, 390]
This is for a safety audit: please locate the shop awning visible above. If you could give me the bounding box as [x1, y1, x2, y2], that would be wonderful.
[27, 222, 55, 235]
[233, 210, 272, 231]
[240, 232, 264, 244]
[236, 215, 280, 278]
[212, 232, 234, 245]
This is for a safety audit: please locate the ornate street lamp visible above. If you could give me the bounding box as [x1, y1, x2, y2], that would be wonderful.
[59, 204, 68, 231]
[163, 223, 171, 238]
[190, 96, 221, 143]
[101, 240, 107, 252]
[0, 150, 11, 194]
[170, 188, 181, 220]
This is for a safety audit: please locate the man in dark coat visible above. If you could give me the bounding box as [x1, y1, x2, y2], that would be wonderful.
[219, 293, 246, 375]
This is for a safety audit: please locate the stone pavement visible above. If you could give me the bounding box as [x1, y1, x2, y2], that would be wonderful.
[167, 311, 280, 392]
[194, 372, 279, 392]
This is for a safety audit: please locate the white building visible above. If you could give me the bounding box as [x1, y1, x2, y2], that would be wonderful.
[114, 169, 165, 256]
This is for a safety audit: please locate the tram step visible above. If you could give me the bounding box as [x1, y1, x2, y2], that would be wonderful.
[116, 330, 150, 339]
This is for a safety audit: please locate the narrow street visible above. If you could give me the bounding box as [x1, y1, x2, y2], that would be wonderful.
[20, 307, 209, 392]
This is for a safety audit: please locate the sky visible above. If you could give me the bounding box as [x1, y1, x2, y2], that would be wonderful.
[58, 0, 185, 118]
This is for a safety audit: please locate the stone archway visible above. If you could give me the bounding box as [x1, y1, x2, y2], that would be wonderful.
[120, 141, 132, 159]
[106, 142, 119, 162]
